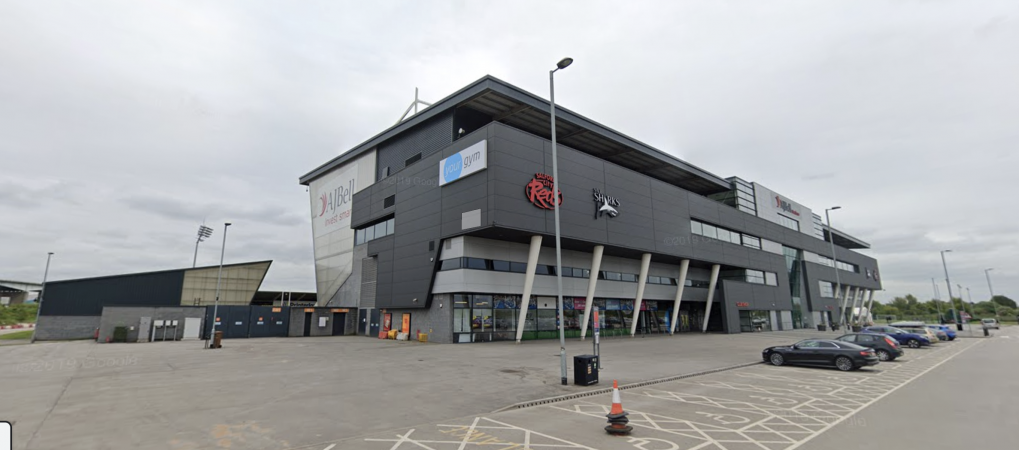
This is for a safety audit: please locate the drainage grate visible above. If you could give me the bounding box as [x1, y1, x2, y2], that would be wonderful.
[493, 361, 763, 413]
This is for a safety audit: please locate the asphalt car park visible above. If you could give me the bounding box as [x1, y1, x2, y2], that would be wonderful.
[344, 337, 980, 450]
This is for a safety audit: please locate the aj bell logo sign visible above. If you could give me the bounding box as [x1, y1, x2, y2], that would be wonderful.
[593, 188, 619, 218]
[775, 196, 800, 216]
[439, 140, 487, 186]
[319, 179, 354, 225]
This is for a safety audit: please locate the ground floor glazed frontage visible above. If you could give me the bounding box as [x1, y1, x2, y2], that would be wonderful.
[439, 293, 714, 343]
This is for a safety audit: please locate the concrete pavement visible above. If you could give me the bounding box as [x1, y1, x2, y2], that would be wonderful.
[1, 329, 824, 450]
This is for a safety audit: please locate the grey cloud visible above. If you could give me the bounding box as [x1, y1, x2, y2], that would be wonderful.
[121, 195, 306, 228]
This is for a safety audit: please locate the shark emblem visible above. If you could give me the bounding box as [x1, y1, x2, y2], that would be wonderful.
[593, 188, 620, 218]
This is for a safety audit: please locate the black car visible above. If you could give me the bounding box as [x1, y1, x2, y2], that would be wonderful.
[762, 339, 880, 371]
[835, 333, 904, 362]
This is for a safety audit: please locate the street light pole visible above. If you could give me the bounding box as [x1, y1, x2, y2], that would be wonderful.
[550, 57, 573, 386]
[205, 222, 231, 349]
[931, 277, 943, 323]
[825, 207, 843, 329]
[30, 252, 54, 344]
[940, 250, 962, 331]
[985, 268, 999, 320]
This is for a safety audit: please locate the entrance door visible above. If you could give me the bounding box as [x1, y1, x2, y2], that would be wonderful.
[369, 309, 381, 336]
[358, 309, 368, 336]
[182, 317, 201, 340]
[303, 312, 312, 337]
[138, 317, 152, 342]
[332, 313, 345, 335]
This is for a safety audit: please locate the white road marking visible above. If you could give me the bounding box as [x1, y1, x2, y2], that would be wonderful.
[322, 444, 336, 450]
[784, 340, 982, 450]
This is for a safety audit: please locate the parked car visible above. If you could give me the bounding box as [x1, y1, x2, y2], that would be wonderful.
[926, 324, 957, 341]
[862, 326, 932, 348]
[981, 318, 1000, 330]
[899, 326, 942, 343]
[835, 333, 904, 361]
[762, 339, 880, 371]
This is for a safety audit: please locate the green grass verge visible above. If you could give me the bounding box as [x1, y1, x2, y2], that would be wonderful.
[0, 330, 33, 340]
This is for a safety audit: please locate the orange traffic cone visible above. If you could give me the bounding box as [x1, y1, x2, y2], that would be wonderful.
[605, 380, 632, 435]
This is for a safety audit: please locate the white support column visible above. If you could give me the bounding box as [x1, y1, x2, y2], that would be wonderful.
[865, 290, 875, 325]
[843, 286, 857, 327]
[837, 284, 851, 328]
[515, 235, 543, 343]
[579, 245, 604, 341]
[669, 259, 691, 335]
[629, 253, 653, 337]
[851, 289, 865, 324]
[701, 264, 722, 333]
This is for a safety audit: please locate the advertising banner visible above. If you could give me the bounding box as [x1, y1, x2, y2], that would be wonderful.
[312, 164, 358, 238]
[439, 140, 487, 186]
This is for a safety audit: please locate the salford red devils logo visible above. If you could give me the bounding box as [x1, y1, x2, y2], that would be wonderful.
[525, 173, 562, 209]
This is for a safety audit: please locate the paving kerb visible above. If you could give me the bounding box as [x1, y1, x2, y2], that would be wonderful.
[2, 330, 820, 450]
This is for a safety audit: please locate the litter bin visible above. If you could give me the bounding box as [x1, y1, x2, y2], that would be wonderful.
[816, 324, 827, 332]
[851, 326, 862, 332]
[212, 331, 223, 349]
[573, 355, 599, 386]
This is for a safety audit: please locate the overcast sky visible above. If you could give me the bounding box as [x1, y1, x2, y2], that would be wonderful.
[2, 1, 1015, 304]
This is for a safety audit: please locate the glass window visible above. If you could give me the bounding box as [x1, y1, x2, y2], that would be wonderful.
[453, 294, 471, 308]
[606, 271, 622, 281]
[621, 273, 637, 282]
[472, 294, 493, 308]
[386, 218, 395, 235]
[797, 340, 821, 348]
[510, 262, 527, 273]
[536, 310, 557, 331]
[765, 272, 778, 286]
[818, 341, 838, 348]
[364, 225, 375, 242]
[701, 224, 718, 239]
[841, 334, 857, 343]
[730, 232, 742, 245]
[648, 276, 661, 285]
[742, 235, 761, 249]
[535, 265, 551, 275]
[572, 268, 585, 278]
[717, 229, 731, 243]
[778, 214, 800, 231]
[454, 309, 470, 333]
[746, 270, 765, 284]
[355, 229, 365, 245]
[492, 260, 510, 272]
[374, 222, 387, 238]
[439, 258, 461, 271]
[691, 221, 703, 235]
[466, 258, 488, 270]
[494, 309, 516, 332]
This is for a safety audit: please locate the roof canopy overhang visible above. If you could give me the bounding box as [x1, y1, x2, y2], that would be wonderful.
[300, 76, 731, 196]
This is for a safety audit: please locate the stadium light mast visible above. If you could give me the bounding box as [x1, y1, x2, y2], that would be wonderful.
[193, 224, 214, 268]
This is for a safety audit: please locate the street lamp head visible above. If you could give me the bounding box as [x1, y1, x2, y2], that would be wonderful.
[943, 249, 952, 254]
[828, 206, 841, 211]
[556, 57, 574, 70]
[224, 222, 232, 227]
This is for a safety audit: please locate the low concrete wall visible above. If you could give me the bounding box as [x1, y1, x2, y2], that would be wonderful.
[99, 306, 206, 343]
[35, 315, 101, 340]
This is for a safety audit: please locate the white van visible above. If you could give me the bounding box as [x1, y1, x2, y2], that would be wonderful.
[981, 318, 1000, 330]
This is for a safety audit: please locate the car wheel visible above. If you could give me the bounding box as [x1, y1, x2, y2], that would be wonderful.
[908, 339, 921, 348]
[835, 356, 854, 372]
[876, 349, 891, 361]
[769, 353, 785, 366]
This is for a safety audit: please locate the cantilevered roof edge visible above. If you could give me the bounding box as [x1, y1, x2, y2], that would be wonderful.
[299, 75, 730, 192]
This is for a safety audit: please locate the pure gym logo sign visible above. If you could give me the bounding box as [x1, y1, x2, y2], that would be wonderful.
[525, 173, 563, 209]
[593, 188, 619, 218]
[439, 140, 487, 186]
[775, 196, 800, 216]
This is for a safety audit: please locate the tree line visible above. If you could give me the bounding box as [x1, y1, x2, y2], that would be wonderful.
[871, 294, 1016, 322]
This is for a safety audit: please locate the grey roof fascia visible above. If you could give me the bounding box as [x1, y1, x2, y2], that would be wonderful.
[298, 77, 499, 185]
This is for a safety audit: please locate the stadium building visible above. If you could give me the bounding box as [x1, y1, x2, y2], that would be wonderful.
[299, 75, 882, 344]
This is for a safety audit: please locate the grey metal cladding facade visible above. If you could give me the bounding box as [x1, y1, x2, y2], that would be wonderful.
[375, 110, 454, 181]
[41, 270, 185, 316]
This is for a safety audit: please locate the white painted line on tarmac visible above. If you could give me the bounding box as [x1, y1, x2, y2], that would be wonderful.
[784, 340, 982, 450]
[322, 444, 336, 450]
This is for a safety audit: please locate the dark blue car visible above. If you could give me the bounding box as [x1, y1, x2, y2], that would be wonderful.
[862, 326, 931, 348]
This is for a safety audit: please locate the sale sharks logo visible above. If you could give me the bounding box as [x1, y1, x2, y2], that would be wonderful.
[593, 188, 619, 218]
